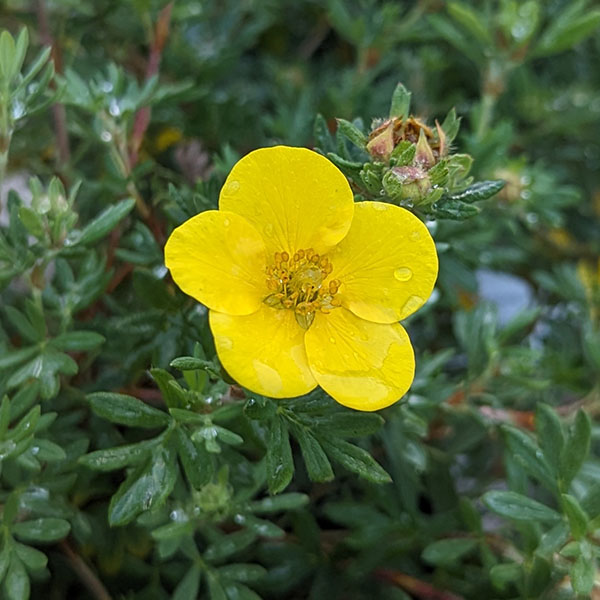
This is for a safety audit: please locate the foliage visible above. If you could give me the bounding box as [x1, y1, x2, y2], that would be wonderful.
[0, 1, 599, 598]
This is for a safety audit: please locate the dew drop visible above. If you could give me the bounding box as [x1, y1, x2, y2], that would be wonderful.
[264, 223, 274, 237]
[109, 98, 121, 116]
[223, 218, 231, 227]
[225, 180, 240, 194]
[220, 337, 233, 350]
[100, 131, 112, 142]
[373, 202, 389, 211]
[329, 337, 336, 344]
[409, 230, 421, 241]
[394, 267, 413, 282]
[401, 295, 424, 317]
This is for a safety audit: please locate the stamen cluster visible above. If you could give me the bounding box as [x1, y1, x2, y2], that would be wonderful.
[264, 248, 341, 328]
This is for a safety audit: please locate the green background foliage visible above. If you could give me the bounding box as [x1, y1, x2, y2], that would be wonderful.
[0, 1, 600, 598]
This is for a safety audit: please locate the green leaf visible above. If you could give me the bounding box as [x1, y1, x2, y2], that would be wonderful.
[9, 406, 40, 443]
[247, 493, 309, 514]
[0, 396, 10, 438]
[0, 346, 39, 370]
[108, 445, 177, 526]
[0, 31, 16, 82]
[562, 494, 588, 540]
[321, 438, 391, 484]
[87, 392, 170, 429]
[535, 404, 564, 474]
[534, 8, 600, 57]
[207, 572, 228, 600]
[34, 439, 67, 462]
[559, 409, 591, 488]
[79, 438, 157, 472]
[204, 530, 257, 562]
[239, 514, 284, 538]
[571, 552, 595, 595]
[448, 180, 505, 203]
[447, 2, 492, 45]
[71, 198, 135, 246]
[170, 356, 217, 373]
[292, 427, 333, 483]
[173, 566, 201, 600]
[175, 427, 213, 489]
[4, 307, 41, 343]
[524, 555, 551, 598]
[265, 418, 294, 494]
[501, 425, 555, 491]
[9, 382, 39, 422]
[0, 542, 12, 583]
[490, 563, 522, 592]
[335, 118, 366, 149]
[14, 544, 47, 572]
[51, 331, 105, 352]
[3, 556, 28, 600]
[224, 583, 262, 600]
[325, 153, 363, 179]
[12, 518, 70, 543]
[432, 199, 480, 220]
[150, 368, 187, 409]
[12, 29, 28, 77]
[389, 82, 411, 119]
[483, 491, 561, 523]
[536, 522, 570, 558]
[314, 113, 335, 154]
[312, 412, 384, 438]
[218, 563, 266, 584]
[215, 426, 243, 446]
[17, 207, 44, 238]
[422, 538, 478, 566]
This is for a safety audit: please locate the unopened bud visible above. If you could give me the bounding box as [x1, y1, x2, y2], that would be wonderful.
[383, 166, 431, 202]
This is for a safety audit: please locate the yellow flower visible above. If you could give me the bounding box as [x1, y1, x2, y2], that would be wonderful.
[165, 146, 438, 411]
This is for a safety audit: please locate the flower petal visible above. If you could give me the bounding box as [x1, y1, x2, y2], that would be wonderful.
[220, 146, 354, 256]
[329, 201, 438, 323]
[305, 308, 415, 411]
[209, 306, 317, 398]
[165, 210, 267, 315]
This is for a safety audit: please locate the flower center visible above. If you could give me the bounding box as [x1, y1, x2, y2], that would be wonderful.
[264, 248, 342, 329]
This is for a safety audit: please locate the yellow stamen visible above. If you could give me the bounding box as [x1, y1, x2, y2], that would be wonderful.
[264, 248, 342, 328]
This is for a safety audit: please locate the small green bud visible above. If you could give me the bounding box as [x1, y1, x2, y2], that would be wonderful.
[383, 166, 431, 202]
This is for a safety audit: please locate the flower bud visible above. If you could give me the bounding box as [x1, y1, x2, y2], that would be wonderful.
[383, 165, 431, 202]
[366, 119, 395, 162]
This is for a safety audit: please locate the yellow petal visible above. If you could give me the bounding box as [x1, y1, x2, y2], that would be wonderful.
[165, 210, 267, 315]
[329, 201, 438, 323]
[209, 306, 317, 398]
[305, 308, 415, 411]
[219, 146, 354, 256]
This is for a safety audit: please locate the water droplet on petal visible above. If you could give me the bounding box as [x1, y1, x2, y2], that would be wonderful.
[223, 218, 230, 227]
[264, 223, 274, 237]
[225, 180, 240, 194]
[394, 267, 413, 282]
[220, 337, 233, 350]
[329, 337, 336, 344]
[410, 230, 421, 241]
[401, 295, 424, 317]
[373, 202, 389, 211]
